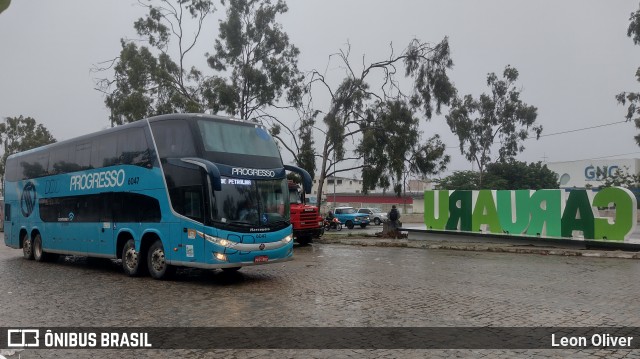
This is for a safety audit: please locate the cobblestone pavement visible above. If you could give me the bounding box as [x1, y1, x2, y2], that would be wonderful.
[1, 241, 640, 358]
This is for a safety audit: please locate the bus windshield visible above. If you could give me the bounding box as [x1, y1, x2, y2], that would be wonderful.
[213, 177, 290, 226]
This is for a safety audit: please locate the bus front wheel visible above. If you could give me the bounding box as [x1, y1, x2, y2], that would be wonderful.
[22, 233, 34, 260]
[122, 239, 144, 277]
[148, 240, 175, 280]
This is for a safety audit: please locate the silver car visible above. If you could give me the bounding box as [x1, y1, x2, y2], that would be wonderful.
[357, 207, 387, 225]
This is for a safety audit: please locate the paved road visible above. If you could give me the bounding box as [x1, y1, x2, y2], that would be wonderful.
[1, 241, 640, 358]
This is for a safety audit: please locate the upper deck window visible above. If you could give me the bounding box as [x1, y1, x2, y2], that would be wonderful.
[197, 120, 280, 158]
[151, 120, 197, 159]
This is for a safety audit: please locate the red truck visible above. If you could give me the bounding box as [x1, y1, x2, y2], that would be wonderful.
[288, 181, 323, 245]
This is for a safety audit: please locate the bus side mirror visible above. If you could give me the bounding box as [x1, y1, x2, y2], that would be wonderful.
[180, 158, 222, 191]
[284, 165, 312, 194]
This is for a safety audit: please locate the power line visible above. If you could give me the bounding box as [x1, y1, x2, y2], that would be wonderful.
[550, 151, 640, 163]
[532, 120, 627, 139]
[446, 120, 630, 149]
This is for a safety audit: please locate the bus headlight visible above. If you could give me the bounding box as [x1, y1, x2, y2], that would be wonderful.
[283, 234, 293, 244]
[213, 252, 227, 261]
[204, 233, 236, 248]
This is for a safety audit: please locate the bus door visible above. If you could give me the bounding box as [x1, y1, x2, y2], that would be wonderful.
[4, 202, 16, 247]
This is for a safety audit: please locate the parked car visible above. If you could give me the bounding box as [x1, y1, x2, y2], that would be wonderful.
[330, 207, 370, 229]
[357, 207, 387, 225]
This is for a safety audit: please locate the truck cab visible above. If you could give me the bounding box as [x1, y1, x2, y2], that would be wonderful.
[288, 181, 323, 245]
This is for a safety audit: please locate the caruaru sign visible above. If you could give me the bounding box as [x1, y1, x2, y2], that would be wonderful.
[424, 187, 638, 242]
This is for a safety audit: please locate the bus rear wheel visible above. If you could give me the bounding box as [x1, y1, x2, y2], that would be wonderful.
[22, 233, 34, 260]
[33, 234, 56, 262]
[148, 240, 175, 280]
[122, 239, 144, 277]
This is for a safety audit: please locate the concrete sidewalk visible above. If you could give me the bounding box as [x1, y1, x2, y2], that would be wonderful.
[314, 230, 640, 260]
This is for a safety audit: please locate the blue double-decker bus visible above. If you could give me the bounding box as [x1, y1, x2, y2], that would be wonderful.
[3, 114, 310, 279]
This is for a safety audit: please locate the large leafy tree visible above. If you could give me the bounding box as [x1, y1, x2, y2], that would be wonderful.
[446, 65, 541, 187]
[270, 108, 318, 179]
[436, 170, 484, 190]
[485, 160, 558, 190]
[303, 38, 456, 203]
[436, 161, 558, 191]
[617, 4, 640, 145]
[96, 0, 215, 126]
[0, 116, 56, 187]
[205, 0, 303, 122]
[357, 100, 449, 196]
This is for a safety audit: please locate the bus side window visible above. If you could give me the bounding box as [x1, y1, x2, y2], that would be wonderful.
[91, 134, 118, 169]
[183, 190, 203, 221]
[117, 128, 151, 167]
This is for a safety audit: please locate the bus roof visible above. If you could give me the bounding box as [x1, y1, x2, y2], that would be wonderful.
[7, 113, 256, 161]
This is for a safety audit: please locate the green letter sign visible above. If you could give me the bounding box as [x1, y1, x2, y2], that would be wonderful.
[424, 187, 637, 242]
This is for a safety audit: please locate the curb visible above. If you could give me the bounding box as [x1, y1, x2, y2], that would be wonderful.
[313, 237, 640, 259]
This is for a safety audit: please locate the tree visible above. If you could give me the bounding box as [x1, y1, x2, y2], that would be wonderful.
[205, 0, 303, 122]
[270, 109, 318, 179]
[357, 100, 449, 196]
[0, 0, 10, 15]
[602, 166, 640, 208]
[95, 0, 216, 126]
[446, 65, 541, 187]
[485, 160, 558, 190]
[300, 38, 455, 203]
[436, 170, 483, 190]
[602, 166, 640, 188]
[436, 161, 558, 191]
[0, 116, 56, 187]
[617, 4, 640, 145]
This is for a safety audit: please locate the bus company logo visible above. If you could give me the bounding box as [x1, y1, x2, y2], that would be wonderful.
[259, 243, 266, 250]
[231, 167, 275, 177]
[7, 328, 40, 347]
[20, 182, 37, 218]
[45, 179, 60, 194]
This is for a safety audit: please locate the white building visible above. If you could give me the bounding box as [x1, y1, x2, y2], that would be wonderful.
[311, 176, 365, 199]
[546, 159, 640, 188]
[310, 176, 433, 202]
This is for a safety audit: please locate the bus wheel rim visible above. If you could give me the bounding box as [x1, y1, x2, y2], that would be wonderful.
[124, 247, 138, 268]
[151, 249, 165, 271]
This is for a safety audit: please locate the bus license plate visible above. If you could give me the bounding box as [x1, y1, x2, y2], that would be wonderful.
[254, 255, 268, 263]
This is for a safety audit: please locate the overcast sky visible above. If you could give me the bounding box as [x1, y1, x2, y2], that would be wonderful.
[1, 0, 639, 177]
